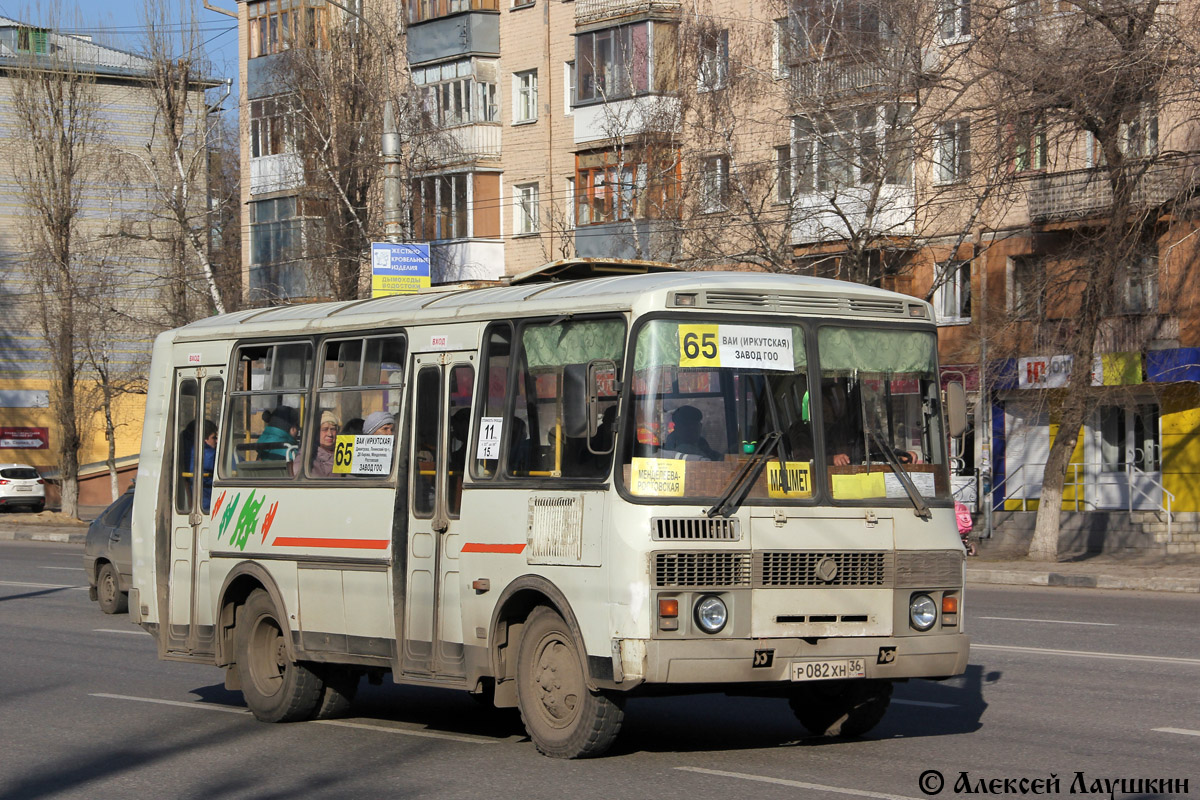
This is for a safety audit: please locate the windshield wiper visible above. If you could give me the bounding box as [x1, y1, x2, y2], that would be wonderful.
[867, 425, 930, 519]
[761, 375, 791, 495]
[707, 431, 781, 519]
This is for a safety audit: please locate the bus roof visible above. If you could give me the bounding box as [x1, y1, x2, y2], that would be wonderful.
[169, 268, 930, 342]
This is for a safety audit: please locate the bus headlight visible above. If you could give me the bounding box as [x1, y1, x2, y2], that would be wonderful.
[694, 595, 728, 634]
[909, 594, 937, 631]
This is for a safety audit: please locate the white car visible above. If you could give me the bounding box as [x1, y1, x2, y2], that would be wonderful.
[0, 464, 45, 513]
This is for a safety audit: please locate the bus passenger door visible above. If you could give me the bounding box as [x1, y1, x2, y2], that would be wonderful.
[402, 354, 475, 680]
[165, 367, 224, 657]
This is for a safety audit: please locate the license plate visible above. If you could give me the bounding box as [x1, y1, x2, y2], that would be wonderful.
[15, 486, 31, 492]
[790, 658, 866, 681]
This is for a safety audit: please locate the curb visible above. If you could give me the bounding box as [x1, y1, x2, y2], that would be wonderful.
[0, 530, 88, 544]
[968, 568, 1200, 593]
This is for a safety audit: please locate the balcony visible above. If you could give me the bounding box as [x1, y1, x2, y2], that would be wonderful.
[423, 124, 502, 165]
[573, 95, 680, 145]
[790, 184, 915, 245]
[249, 153, 304, 196]
[574, 0, 679, 26]
[1027, 155, 1200, 223]
[789, 49, 923, 100]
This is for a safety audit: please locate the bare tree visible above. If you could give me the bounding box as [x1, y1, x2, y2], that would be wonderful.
[967, 0, 1200, 559]
[8, 32, 107, 519]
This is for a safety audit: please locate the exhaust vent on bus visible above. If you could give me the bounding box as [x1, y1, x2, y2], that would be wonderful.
[652, 517, 740, 542]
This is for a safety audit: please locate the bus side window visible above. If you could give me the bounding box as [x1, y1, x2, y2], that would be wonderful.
[447, 364, 474, 517]
[472, 324, 512, 480]
[175, 379, 199, 514]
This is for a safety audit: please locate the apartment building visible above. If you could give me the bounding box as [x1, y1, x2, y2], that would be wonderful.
[0, 18, 214, 504]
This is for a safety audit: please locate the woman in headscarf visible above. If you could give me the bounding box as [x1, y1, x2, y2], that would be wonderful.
[293, 410, 340, 477]
[363, 410, 395, 436]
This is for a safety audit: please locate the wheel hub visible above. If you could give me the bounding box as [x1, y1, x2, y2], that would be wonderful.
[535, 639, 579, 723]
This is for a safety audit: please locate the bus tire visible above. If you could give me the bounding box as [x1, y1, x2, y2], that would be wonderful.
[515, 606, 624, 758]
[312, 667, 359, 720]
[236, 589, 322, 723]
[97, 563, 128, 615]
[789, 679, 893, 738]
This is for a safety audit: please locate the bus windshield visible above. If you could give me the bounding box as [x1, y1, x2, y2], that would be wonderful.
[619, 319, 950, 505]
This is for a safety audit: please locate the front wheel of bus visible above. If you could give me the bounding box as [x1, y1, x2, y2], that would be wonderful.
[789, 679, 893, 738]
[236, 589, 322, 723]
[516, 606, 624, 758]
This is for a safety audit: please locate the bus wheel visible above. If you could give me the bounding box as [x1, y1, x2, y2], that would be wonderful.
[96, 563, 127, 615]
[236, 589, 322, 723]
[789, 679, 893, 738]
[312, 667, 359, 720]
[515, 606, 624, 758]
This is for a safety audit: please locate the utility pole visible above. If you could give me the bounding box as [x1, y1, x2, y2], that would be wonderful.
[382, 100, 402, 243]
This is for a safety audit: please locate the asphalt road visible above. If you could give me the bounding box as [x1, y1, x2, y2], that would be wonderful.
[1, 540, 1196, 800]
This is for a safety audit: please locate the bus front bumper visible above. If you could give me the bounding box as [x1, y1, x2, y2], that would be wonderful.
[635, 632, 970, 685]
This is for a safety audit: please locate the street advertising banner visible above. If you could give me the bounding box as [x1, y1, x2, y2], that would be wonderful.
[371, 242, 431, 297]
[0, 427, 49, 449]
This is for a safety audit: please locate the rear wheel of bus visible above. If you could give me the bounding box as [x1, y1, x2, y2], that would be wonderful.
[236, 589, 322, 723]
[789, 678, 893, 738]
[515, 606, 624, 758]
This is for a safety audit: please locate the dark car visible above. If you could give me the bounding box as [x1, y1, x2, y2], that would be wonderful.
[84, 488, 134, 614]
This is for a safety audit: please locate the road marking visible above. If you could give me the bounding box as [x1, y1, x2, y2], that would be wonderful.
[94, 628, 151, 636]
[974, 643, 1200, 666]
[1153, 727, 1200, 737]
[676, 767, 925, 800]
[0, 580, 80, 589]
[979, 616, 1116, 627]
[91, 693, 499, 744]
[39, 566, 84, 571]
[893, 698, 957, 709]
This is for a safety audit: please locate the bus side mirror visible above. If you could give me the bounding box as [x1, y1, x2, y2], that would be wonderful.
[587, 360, 619, 454]
[946, 382, 968, 438]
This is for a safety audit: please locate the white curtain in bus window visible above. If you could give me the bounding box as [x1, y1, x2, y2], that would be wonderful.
[509, 318, 625, 479]
[221, 342, 313, 480]
[311, 336, 405, 479]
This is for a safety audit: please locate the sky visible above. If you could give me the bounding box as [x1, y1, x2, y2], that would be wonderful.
[0, 1, 240, 82]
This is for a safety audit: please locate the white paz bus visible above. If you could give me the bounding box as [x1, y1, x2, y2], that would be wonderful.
[130, 260, 970, 758]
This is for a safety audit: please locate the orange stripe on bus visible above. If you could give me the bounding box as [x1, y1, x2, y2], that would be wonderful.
[461, 543, 527, 554]
[271, 537, 389, 550]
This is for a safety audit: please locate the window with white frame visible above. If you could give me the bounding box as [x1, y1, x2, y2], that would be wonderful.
[775, 145, 793, 204]
[935, 119, 971, 183]
[935, 260, 971, 323]
[411, 174, 471, 241]
[576, 21, 665, 104]
[793, 105, 913, 193]
[1119, 250, 1158, 314]
[564, 177, 576, 229]
[413, 58, 499, 129]
[772, 18, 794, 79]
[515, 183, 540, 235]
[564, 61, 575, 115]
[514, 69, 538, 124]
[1004, 112, 1046, 172]
[938, 0, 970, 40]
[1121, 104, 1159, 159]
[699, 156, 729, 213]
[1008, 255, 1044, 319]
[250, 96, 297, 158]
[697, 29, 729, 92]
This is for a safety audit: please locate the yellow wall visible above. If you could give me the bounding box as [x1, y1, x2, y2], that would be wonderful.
[0, 378, 145, 471]
[1161, 383, 1200, 512]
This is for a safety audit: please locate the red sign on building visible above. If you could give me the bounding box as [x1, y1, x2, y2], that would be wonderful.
[0, 427, 49, 449]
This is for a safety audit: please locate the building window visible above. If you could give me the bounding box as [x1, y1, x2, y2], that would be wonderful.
[1005, 112, 1047, 172]
[1119, 251, 1158, 314]
[250, 197, 310, 299]
[699, 156, 729, 213]
[411, 174, 470, 240]
[248, 0, 327, 58]
[697, 29, 729, 92]
[938, 0, 971, 40]
[576, 22, 665, 105]
[564, 61, 576, 115]
[405, 0, 499, 25]
[565, 177, 576, 229]
[935, 260, 971, 323]
[250, 96, 297, 158]
[513, 70, 538, 124]
[413, 58, 499, 128]
[1121, 104, 1159, 159]
[794, 105, 913, 193]
[772, 18, 794, 79]
[935, 119, 971, 183]
[775, 145, 793, 204]
[1009, 255, 1044, 319]
[17, 27, 49, 54]
[515, 183, 540, 235]
[575, 149, 680, 225]
[512, 0, 534, 8]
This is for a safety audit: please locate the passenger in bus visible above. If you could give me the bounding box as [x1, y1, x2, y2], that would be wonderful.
[341, 418, 364, 436]
[293, 410, 340, 478]
[448, 409, 470, 472]
[259, 406, 300, 461]
[182, 420, 218, 510]
[664, 405, 721, 461]
[364, 410, 395, 437]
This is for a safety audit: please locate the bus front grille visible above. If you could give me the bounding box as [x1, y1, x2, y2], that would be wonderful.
[654, 552, 752, 588]
[756, 551, 893, 587]
[653, 517, 740, 542]
[895, 550, 964, 588]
